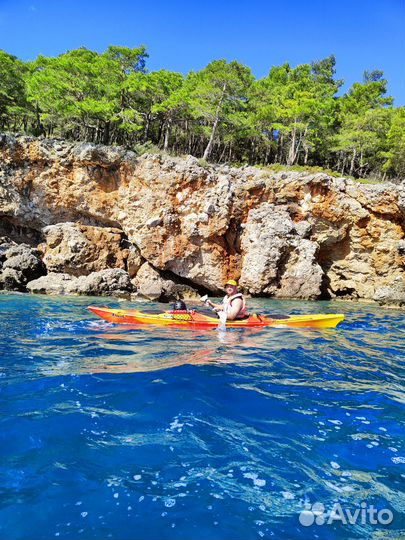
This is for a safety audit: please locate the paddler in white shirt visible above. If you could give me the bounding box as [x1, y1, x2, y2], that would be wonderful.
[206, 279, 248, 321]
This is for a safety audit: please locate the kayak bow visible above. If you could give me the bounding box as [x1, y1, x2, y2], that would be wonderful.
[88, 306, 345, 329]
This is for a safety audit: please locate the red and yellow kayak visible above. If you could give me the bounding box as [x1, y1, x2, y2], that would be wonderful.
[88, 306, 345, 329]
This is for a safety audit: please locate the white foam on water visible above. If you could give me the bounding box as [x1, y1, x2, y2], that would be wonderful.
[254, 479, 266, 487]
[168, 418, 184, 432]
[244, 472, 266, 487]
[281, 491, 295, 499]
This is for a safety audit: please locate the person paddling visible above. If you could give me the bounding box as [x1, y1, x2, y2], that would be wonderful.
[206, 279, 247, 321]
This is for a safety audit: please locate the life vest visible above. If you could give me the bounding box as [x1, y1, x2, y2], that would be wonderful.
[222, 293, 247, 319]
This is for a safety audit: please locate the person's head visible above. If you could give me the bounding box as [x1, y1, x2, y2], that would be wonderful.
[224, 279, 238, 296]
[173, 299, 187, 311]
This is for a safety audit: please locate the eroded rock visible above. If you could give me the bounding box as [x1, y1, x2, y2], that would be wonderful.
[132, 262, 199, 302]
[27, 272, 78, 295]
[39, 223, 128, 276]
[1, 134, 404, 304]
[239, 204, 323, 299]
[0, 242, 45, 291]
[75, 269, 133, 297]
[27, 269, 133, 297]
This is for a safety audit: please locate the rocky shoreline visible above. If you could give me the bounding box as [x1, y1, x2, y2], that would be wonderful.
[0, 134, 404, 306]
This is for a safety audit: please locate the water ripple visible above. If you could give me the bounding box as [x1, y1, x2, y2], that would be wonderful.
[0, 294, 404, 539]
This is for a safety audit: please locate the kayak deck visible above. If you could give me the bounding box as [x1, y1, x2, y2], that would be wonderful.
[88, 306, 345, 329]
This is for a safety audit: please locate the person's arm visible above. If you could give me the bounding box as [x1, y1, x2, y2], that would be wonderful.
[206, 299, 222, 311]
[226, 298, 243, 320]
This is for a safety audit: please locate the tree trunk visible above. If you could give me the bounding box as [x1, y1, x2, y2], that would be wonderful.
[202, 84, 226, 161]
[144, 114, 151, 142]
[277, 134, 284, 163]
[302, 126, 309, 165]
[287, 126, 297, 166]
[350, 149, 357, 176]
[218, 143, 228, 162]
[341, 155, 347, 175]
[103, 121, 110, 145]
[203, 115, 219, 161]
[163, 117, 171, 152]
[304, 145, 309, 165]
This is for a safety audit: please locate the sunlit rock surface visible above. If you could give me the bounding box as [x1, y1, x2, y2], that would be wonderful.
[1, 134, 404, 304]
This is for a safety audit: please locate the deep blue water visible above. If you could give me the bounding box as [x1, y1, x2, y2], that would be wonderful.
[0, 293, 404, 540]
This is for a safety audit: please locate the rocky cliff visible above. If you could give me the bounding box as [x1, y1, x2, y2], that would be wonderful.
[1, 134, 404, 306]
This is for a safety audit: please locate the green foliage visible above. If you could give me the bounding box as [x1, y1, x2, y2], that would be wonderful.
[133, 140, 160, 155]
[0, 46, 402, 180]
[0, 50, 28, 129]
[331, 71, 394, 177]
[257, 163, 342, 177]
[382, 107, 405, 178]
[197, 158, 210, 169]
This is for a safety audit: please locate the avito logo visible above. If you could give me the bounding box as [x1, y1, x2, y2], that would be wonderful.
[299, 502, 393, 527]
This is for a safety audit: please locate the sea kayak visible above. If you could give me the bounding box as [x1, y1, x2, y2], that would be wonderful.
[88, 306, 345, 329]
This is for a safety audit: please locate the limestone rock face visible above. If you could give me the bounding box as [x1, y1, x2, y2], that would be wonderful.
[239, 204, 323, 299]
[0, 242, 45, 291]
[277, 239, 323, 300]
[27, 269, 133, 297]
[373, 277, 405, 306]
[0, 267, 24, 291]
[1, 134, 404, 305]
[75, 269, 133, 296]
[39, 223, 127, 276]
[126, 244, 144, 278]
[27, 272, 78, 295]
[132, 262, 199, 302]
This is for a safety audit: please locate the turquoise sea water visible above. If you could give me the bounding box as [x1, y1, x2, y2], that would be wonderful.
[0, 293, 404, 540]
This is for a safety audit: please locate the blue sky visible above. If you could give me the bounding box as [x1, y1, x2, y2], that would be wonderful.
[1, 0, 404, 104]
